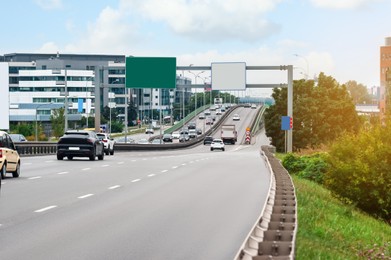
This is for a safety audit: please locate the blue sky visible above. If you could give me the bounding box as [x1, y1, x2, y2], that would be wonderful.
[1, 0, 390, 94]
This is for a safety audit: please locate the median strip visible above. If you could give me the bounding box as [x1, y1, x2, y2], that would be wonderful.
[34, 205, 58, 213]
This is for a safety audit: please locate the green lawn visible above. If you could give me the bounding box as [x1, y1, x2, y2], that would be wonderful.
[293, 175, 391, 259]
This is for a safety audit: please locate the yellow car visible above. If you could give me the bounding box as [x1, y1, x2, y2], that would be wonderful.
[0, 131, 21, 186]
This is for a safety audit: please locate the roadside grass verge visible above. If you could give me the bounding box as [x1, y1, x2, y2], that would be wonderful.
[293, 175, 391, 259]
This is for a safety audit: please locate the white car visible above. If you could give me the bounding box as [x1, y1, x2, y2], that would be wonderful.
[0, 131, 21, 186]
[233, 114, 240, 121]
[97, 133, 115, 155]
[171, 131, 180, 139]
[145, 128, 154, 134]
[210, 139, 225, 151]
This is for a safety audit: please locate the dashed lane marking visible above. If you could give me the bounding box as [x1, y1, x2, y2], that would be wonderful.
[82, 168, 91, 171]
[57, 171, 69, 175]
[131, 179, 141, 183]
[28, 176, 42, 180]
[147, 174, 155, 177]
[161, 170, 168, 173]
[108, 185, 121, 190]
[34, 205, 58, 213]
[78, 194, 94, 199]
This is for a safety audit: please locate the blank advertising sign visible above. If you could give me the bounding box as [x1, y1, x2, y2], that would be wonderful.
[211, 62, 246, 90]
[125, 57, 176, 89]
[0, 63, 9, 130]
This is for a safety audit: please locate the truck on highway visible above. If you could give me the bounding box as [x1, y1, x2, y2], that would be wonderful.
[220, 124, 237, 144]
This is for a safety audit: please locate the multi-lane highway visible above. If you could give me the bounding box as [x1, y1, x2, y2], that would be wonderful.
[0, 106, 272, 260]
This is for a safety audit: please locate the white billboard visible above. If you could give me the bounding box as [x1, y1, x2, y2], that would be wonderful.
[211, 62, 246, 90]
[0, 63, 9, 130]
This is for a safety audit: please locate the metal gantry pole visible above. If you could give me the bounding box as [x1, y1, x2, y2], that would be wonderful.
[287, 65, 293, 153]
[64, 69, 68, 132]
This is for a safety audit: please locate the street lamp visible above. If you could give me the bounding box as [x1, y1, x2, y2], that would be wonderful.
[188, 67, 205, 118]
[85, 76, 93, 128]
[294, 54, 309, 80]
[109, 79, 119, 134]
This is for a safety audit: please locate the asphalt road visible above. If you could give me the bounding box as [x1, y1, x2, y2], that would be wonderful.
[0, 107, 271, 260]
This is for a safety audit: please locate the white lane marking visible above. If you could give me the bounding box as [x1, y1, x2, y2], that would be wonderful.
[45, 160, 54, 163]
[172, 166, 178, 169]
[35, 205, 57, 213]
[108, 185, 120, 190]
[142, 158, 147, 161]
[24, 163, 32, 166]
[101, 164, 110, 167]
[1, 181, 6, 185]
[28, 176, 42, 180]
[147, 174, 155, 177]
[182, 163, 186, 166]
[131, 160, 137, 162]
[57, 171, 69, 175]
[131, 179, 141, 183]
[82, 168, 91, 171]
[78, 194, 94, 199]
[161, 170, 168, 173]
[117, 162, 124, 164]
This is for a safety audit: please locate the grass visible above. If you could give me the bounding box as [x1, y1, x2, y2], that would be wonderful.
[293, 175, 391, 259]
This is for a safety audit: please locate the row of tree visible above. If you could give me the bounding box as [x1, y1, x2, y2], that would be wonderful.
[264, 73, 371, 152]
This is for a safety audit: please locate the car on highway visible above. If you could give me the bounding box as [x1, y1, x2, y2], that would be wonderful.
[179, 134, 190, 142]
[205, 117, 214, 125]
[57, 130, 105, 161]
[162, 134, 173, 143]
[198, 113, 205, 119]
[233, 114, 240, 121]
[9, 134, 27, 142]
[171, 131, 180, 139]
[210, 138, 225, 151]
[203, 136, 214, 145]
[97, 133, 115, 155]
[196, 128, 202, 135]
[188, 129, 197, 139]
[188, 121, 197, 129]
[216, 109, 222, 115]
[145, 128, 154, 134]
[204, 110, 211, 115]
[251, 104, 257, 109]
[0, 131, 21, 184]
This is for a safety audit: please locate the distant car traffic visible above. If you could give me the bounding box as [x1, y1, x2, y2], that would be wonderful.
[232, 114, 240, 121]
[171, 131, 180, 139]
[203, 136, 214, 145]
[179, 134, 190, 142]
[210, 139, 225, 151]
[162, 134, 173, 142]
[116, 136, 135, 144]
[97, 133, 115, 155]
[57, 130, 105, 161]
[188, 129, 197, 138]
[198, 113, 205, 119]
[251, 104, 257, 109]
[145, 128, 154, 134]
[9, 134, 27, 142]
[151, 139, 163, 144]
[0, 131, 21, 187]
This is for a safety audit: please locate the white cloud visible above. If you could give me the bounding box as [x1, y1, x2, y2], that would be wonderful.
[34, 0, 62, 10]
[37, 42, 60, 53]
[309, 0, 384, 9]
[119, 0, 283, 42]
[64, 6, 140, 54]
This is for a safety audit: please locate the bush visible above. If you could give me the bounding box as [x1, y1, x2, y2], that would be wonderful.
[325, 124, 391, 221]
[283, 153, 328, 184]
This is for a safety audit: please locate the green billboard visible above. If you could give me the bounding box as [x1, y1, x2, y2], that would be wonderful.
[125, 57, 177, 89]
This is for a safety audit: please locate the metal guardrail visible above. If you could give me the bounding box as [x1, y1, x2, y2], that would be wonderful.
[15, 142, 58, 156]
[234, 145, 297, 260]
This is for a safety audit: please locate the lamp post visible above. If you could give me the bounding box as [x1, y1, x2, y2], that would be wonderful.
[64, 69, 68, 132]
[109, 79, 119, 134]
[188, 68, 205, 118]
[294, 54, 309, 80]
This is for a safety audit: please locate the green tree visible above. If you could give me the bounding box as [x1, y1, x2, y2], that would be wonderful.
[345, 80, 371, 104]
[50, 107, 65, 138]
[265, 73, 360, 152]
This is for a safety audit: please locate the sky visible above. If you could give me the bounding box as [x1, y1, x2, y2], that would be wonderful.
[1, 0, 390, 96]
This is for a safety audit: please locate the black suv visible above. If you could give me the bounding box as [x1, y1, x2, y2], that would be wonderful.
[203, 136, 214, 145]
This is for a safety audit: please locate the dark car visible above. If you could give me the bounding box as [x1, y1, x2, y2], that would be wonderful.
[57, 130, 105, 161]
[188, 122, 196, 129]
[162, 134, 173, 143]
[203, 136, 214, 145]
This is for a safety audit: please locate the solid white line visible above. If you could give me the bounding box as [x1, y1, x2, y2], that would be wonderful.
[147, 174, 155, 177]
[82, 168, 91, 171]
[57, 171, 69, 175]
[108, 185, 120, 190]
[28, 176, 42, 180]
[35, 205, 57, 213]
[101, 164, 110, 167]
[78, 194, 94, 199]
[161, 170, 168, 173]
